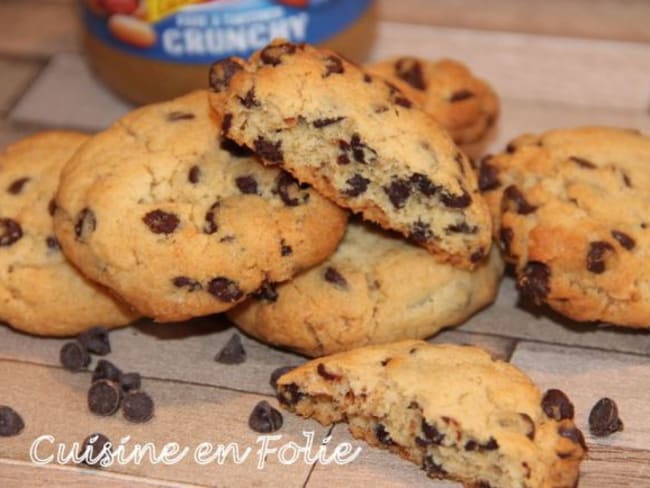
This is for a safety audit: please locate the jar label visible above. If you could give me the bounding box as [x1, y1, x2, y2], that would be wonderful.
[82, 0, 372, 64]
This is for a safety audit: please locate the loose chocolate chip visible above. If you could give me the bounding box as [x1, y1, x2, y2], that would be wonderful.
[215, 333, 246, 364]
[235, 175, 258, 195]
[220, 138, 253, 157]
[520, 413, 536, 440]
[221, 113, 233, 136]
[203, 201, 220, 234]
[323, 55, 344, 76]
[449, 89, 475, 102]
[410, 220, 433, 243]
[422, 455, 446, 475]
[280, 240, 292, 256]
[410, 173, 439, 197]
[120, 373, 142, 393]
[502, 185, 537, 214]
[45, 236, 59, 250]
[122, 391, 154, 423]
[558, 425, 587, 451]
[239, 87, 260, 108]
[172, 276, 202, 291]
[188, 165, 201, 184]
[611, 230, 635, 250]
[478, 158, 501, 191]
[343, 173, 370, 197]
[316, 363, 341, 381]
[470, 248, 485, 263]
[7, 177, 30, 194]
[251, 281, 278, 302]
[517, 261, 551, 305]
[384, 178, 411, 209]
[92, 360, 122, 384]
[78, 327, 111, 356]
[60, 341, 90, 372]
[313, 116, 345, 128]
[440, 188, 472, 208]
[499, 227, 514, 255]
[542, 389, 575, 421]
[419, 419, 445, 445]
[208, 277, 243, 302]
[446, 222, 478, 234]
[81, 433, 112, 468]
[589, 398, 623, 437]
[586, 241, 615, 274]
[48, 199, 57, 216]
[275, 172, 306, 207]
[248, 400, 283, 433]
[278, 383, 304, 406]
[260, 42, 296, 66]
[569, 156, 596, 169]
[209, 58, 243, 92]
[324, 267, 347, 288]
[374, 424, 394, 445]
[0, 406, 24, 437]
[254, 137, 283, 164]
[74, 208, 96, 239]
[270, 366, 296, 390]
[88, 380, 122, 417]
[0, 218, 23, 246]
[395, 57, 426, 90]
[142, 209, 180, 234]
[166, 111, 195, 122]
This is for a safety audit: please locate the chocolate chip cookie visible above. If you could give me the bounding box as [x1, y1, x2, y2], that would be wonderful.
[481, 126, 650, 327]
[276, 340, 585, 488]
[0, 132, 138, 335]
[208, 40, 492, 269]
[366, 56, 499, 144]
[53, 91, 347, 322]
[228, 220, 503, 356]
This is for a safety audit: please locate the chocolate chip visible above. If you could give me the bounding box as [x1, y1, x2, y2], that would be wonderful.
[410, 173, 439, 197]
[275, 172, 306, 207]
[60, 341, 90, 372]
[478, 158, 501, 191]
[440, 188, 472, 208]
[520, 413, 536, 440]
[270, 366, 296, 390]
[172, 276, 202, 292]
[455, 151, 466, 175]
[324, 267, 347, 288]
[235, 175, 258, 194]
[542, 389, 575, 421]
[81, 433, 112, 468]
[280, 240, 292, 256]
[0, 406, 24, 437]
[502, 185, 537, 214]
[499, 227, 514, 255]
[248, 400, 283, 433]
[251, 281, 278, 302]
[313, 116, 345, 128]
[316, 363, 341, 381]
[339, 134, 377, 164]
[386, 81, 413, 108]
[449, 89, 475, 102]
[207, 277, 243, 302]
[239, 87, 260, 108]
[203, 201, 220, 234]
[419, 419, 445, 445]
[209, 58, 243, 92]
[422, 455, 446, 475]
[323, 55, 344, 76]
[363, 73, 372, 83]
[343, 174, 370, 197]
[215, 333, 246, 364]
[7, 177, 30, 194]
[589, 398, 623, 437]
[45, 236, 59, 250]
[569, 156, 596, 169]
[120, 373, 142, 393]
[558, 424, 587, 451]
[260, 42, 296, 66]
[470, 247, 486, 263]
[48, 199, 57, 216]
[88, 380, 122, 417]
[220, 138, 252, 157]
[517, 261, 551, 305]
[122, 391, 154, 423]
[78, 327, 111, 356]
[74, 208, 96, 239]
[0, 218, 23, 246]
[221, 113, 233, 136]
[374, 424, 394, 445]
[464, 440, 479, 451]
[622, 171, 632, 188]
[410, 220, 433, 243]
[92, 359, 122, 384]
[395, 57, 426, 90]
[278, 383, 304, 406]
[586, 241, 614, 274]
[611, 230, 635, 250]
[505, 142, 517, 154]
[446, 222, 478, 234]
[142, 209, 180, 234]
[166, 111, 195, 122]
[188, 165, 201, 184]
[384, 178, 411, 209]
[254, 137, 283, 164]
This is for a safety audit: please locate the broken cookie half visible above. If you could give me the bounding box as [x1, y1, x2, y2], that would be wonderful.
[276, 340, 585, 488]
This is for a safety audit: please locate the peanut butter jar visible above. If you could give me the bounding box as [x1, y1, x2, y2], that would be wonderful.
[82, 0, 376, 105]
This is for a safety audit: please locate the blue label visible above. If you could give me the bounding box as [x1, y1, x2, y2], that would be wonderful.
[83, 0, 372, 64]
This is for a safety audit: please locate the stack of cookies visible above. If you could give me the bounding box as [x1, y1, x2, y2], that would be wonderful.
[4, 37, 649, 487]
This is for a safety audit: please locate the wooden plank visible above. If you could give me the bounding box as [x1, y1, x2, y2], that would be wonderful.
[0, 57, 42, 114]
[510, 342, 650, 451]
[377, 0, 650, 43]
[0, 360, 326, 487]
[581, 445, 650, 487]
[369, 22, 650, 111]
[462, 276, 650, 357]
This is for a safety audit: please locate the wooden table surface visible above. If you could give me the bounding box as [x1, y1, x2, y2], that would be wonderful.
[1, 1, 649, 487]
